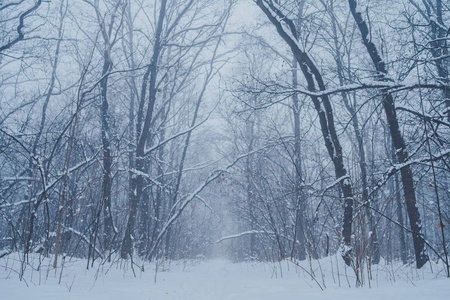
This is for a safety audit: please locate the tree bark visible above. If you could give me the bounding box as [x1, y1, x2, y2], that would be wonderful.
[93, 0, 123, 258]
[291, 58, 307, 261]
[121, 0, 168, 259]
[99, 49, 115, 252]
[348, 0, 429, 268]
[255, 0, 355, 265]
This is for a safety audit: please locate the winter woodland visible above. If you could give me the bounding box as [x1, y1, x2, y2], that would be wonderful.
[0, 0, 449, 294]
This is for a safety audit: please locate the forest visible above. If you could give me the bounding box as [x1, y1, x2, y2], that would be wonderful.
[0, 0, 449, 291]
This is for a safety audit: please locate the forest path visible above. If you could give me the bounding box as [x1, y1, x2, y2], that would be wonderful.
[1, 255, 449, 299]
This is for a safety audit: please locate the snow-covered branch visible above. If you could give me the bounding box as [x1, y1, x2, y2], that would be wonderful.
[214, 230, 265, 244]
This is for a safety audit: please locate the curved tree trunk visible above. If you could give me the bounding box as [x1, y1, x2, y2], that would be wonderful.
[348, 0, 429, 268]
[255, 0, 355, 265]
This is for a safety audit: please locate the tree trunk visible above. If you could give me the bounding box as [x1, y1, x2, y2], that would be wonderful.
[348, 0, 429, 268]
[99, 49, 114, 253]
[255, 0, 355, 265]
[95, 0, 123, 258]
[395, 171, 408, 264]
[428, 0, 450, 122]
[121, 0, 168, 259]
[291, 58, 306, 261]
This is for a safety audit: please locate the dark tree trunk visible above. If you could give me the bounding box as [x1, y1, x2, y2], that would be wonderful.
[348, 0, 429, 268]
[255, 0, 355, 265]
[395, 172, 408, 264]
[100, 50, 115, 253]
[96, 0, 123, 257]
[121, 0, 168, 259]
[291, 58, 306, 261]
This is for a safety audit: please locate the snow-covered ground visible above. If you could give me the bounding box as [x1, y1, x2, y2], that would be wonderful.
[1, 253, 449, 300]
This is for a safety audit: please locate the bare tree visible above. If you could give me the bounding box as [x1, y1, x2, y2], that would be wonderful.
[347, 0, 429, 268]
[254, 0, 355, 265]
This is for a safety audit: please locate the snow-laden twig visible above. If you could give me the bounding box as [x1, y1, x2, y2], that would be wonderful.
[143, 116, 209, 156]
[246, 79, 449, 99]
[381, 148, 450, 188]
[214, 230, 266, 244]
[397, 106, 450, 128]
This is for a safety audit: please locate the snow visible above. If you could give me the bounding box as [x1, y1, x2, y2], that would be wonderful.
[1, 253, 449, 300]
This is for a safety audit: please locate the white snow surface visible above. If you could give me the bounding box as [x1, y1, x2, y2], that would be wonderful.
[1, 253, 449, 300]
